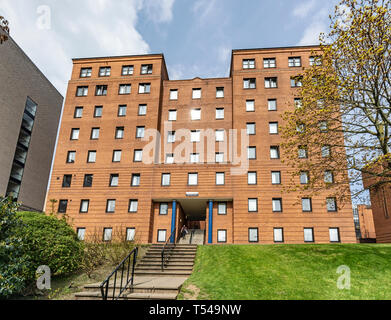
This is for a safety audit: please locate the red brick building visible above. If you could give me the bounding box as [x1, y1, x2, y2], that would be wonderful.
[355, 205, 376, 241]
[45, 46, 357, 244]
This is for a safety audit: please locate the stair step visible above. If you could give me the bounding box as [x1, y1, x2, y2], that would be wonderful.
[134, 270, 193, 276]
[136, 266, 194, 271]
[83, 285, 179, 295]
[75, 291, 177, 300]
[138, 262, 194, 267]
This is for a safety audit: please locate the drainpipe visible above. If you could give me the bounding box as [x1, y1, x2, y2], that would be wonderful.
[171, 200, 177, 244]
[208, 200, 213, 244]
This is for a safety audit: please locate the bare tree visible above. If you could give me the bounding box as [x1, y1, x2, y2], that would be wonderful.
[0, 16, 10, 44]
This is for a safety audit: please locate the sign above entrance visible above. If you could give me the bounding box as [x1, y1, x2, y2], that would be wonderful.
[186, 192, 199, 197]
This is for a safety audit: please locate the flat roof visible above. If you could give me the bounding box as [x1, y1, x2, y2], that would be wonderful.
[232, 44, 321, 53]
[72, 53, 165, 61]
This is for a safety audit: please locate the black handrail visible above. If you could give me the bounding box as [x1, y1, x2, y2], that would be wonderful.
[100, 247, 138, 300]
[161, 228, 176, 271]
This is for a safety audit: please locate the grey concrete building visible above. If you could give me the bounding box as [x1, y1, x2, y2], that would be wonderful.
[0, 33, 63, 211]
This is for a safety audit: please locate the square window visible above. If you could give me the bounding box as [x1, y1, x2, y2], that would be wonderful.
[192, 88, 202, 99]
[247, 123, 256, 135]
[103, 228, 112, 242]
[106, 200, 116, 213]
[58, 200, 68, 213]
[74, 107, 83, 118]
[80, 200, 89, 213]
[91, 128, 100, 140]
[291, 78, 303, 88]
[77, 228, 86, 241]
[243, 78, 256, 89]
[113, 150, 122, 162]
[136, 127, 145, 139]
[268, 99, 277, 111]
[62, 175, 72, 188]
[190, 153, 200, 164]
[304, 228, 314, 242]
[99, 67, 111, 77]
[215, 153, 224, 163]
[131, 174, 141, 187]
[300, 171, 309, 185]
[248, 199, 258, 212]
[216, 130, 225, 142]
[270, 146, 280, 159]
[126, 228, 136, 241]
[246, 100, 255, 112]
[216, 87, 224, 98]
[138, 104, 147, 116]
[218, 202, 227, 215]
[302, 198, 312, 212]
[67, 151, 76, 163]
[249, 228, 259, 242]
[166, 154, 174, 164]
[216, 173, 225, 186]
[322, 145, 331, 158]
[264, 58, 276, 68]
[272, 171, 281, 185]
[327, 198, 337, 212]
[71, 128, 80, 140]
[298, 146, 308, 159]
[324, 171, 334, 184]
[170, 89, 178, 100]
[119, 84, 131, 95]
[217, 230, 227, 243]
[243, 59, 256, 69]
[118, 105, 127, 117]
[139, 83, 151, 94]
[289, 57, 302, 67]
[162, 174, 171, 186]
[134, 150, 143, 162]
[141, 64, 153, 75]
[158, 230, 167, 243]
[168, 131, 176, 143]
[248, 147, 256, 160]
[160, 203, 169, 215]
[95, 85, 108, 96]
[269, 122, 279, 135]
[310, 56, 322, 66]
[191, 109, 201, 121]
[80, 68, 92, 78]
[274, 228, 284, 243]
[216, 108, 225, 120]
[265, 77, 278, 88]
[272, 199, 283, 212]
[116, 127, 124, 139]
[319, 121, 328, 132]
[294, 98, 303, 109]
[83, 174, 93, 187]
[122, 65, 134, 76]
[110, 174, 119, 187]
[88, 151, 97, 163]
[248, 172, 257, 185]
[188, 173, 198, 186]
[329, 228, 340, 243]
[191, 131, 200, 143]
[76, 86, 88, 97]
[168, 110, 177, 121]
[94, 106, 103, 118]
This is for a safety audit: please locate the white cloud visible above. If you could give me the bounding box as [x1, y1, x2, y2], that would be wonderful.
[193, 0, 218, 22]
[0, 0, 176, 95]
[293, 0, 317, 18]
[297, 8, 329, 45]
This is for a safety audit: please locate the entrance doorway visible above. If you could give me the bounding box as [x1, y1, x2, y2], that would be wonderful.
[178, 199, 207, 245]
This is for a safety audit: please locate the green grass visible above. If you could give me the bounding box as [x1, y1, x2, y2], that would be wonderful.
[178, 244, 391, 300]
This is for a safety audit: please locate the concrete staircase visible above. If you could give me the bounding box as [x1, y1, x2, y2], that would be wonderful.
[75, 244, 197, 300]
[178, 229, 205, 245]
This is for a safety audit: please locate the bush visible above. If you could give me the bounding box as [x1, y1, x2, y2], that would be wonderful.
[14, 212, 84, 282]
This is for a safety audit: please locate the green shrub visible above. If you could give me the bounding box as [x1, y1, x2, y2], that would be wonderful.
[15, 212, 84, 282]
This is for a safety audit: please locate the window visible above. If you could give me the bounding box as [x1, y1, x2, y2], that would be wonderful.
[126, 228, 136, 241]
[243, 59, 255, 69]
[192, 88, 202, 99]
[99, 67, 111, 77]
[58, 200, 68, 213]
[138, 104, 147, 116]
[87, 151, 96, 163]
[289, 57, 301, 67]
[166, 154, 174, 164]
[162, 174, 171, 187]
[268, 99, 277, 111]
[274, 228, 284, 243]
[84, 174, 93, 187]
[248, 199, 258, 212]
[248, 172, 257, 185]
[273, 198, 283, 212]
[67, 151, 76, 163]
[106, 200, 116, 213]
[159, 203, 169, 215]
[327, 198, 337, 212]
[329, 228, 340, 243]
[216, 173, 225, 186]
[95, 85, 108, 96]
[157, 230, 167, 243]
[191, 109, 201, 120]
[112, 150, 122, 163]
[216, 130, 225, 142]
[122, 65, 134, 76]
[302, 198, 312, 212]
[272, 171, 281, 185]
[76, 86, 88, 97]
[248, 147, 256, 160]
[324, 170, 334, 184]
[216, 108, 225, 120]
[119, 84, 131, 95]
[170, 89, 178, 100]
[291, 77, 302, 88]
[217, 202, 227, 215]
[77, 228, 86, 241]
[131, 174, 141, 187]
[188, 173, 198, 186]
[294, 98, 303, 109]
[91, 128, 100, 140]
[141, 64, 153, 75]
[118, 105, 127, 117]
[319, 121, 328, 133]
[115, 127, 124, 139]
[296, 123, 305, 134]
[62, 175, 72, 188]
[103, 228, 112, 242]
[298, 146, 308, 159]
[168, 110, 177, 121]
[310, 56, 322, 66]
[270, 146, 280, 159]
[264, 58, 276, 68]
[74, 107, 83, 118]
[247, 123, 256, 135]
[265, 77, 278, 88]
[70, 128, 80, 140]
[216, 87, 224, 98]
[322, 145, 331, 158]
[217, 230, 227, 243]
[190, 153, 200, 164]
[269, 122, 279, 135]
[215, 153, 224, 163]
[304, 228, 314, 243]
[191, 130, 200, 143]
[243, 78, 256, 89]
[136, 126, 145, 139]
[109, 174, 119, 187]
[134, 150, 143, 162]
[246, 100, 255, 112]
[129, 200, 138, 213]
[249, 228, 259, 243]
[80, 200, 89, 213]
[80, 68, 92, 78]
[168, 131, 176, 143]
[139, 83, 151, 94]
[300, 171, 309, 185]
[94, 106, 103, 118]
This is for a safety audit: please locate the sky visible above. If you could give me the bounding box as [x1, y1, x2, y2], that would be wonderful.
[0, 0, 340, 96]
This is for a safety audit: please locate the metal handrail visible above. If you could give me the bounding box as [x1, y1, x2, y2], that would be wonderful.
[161, 228, 176, 271]
[100, 247, 138, 300]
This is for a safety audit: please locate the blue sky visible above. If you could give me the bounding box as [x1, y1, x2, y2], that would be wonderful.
[0, 0, 339, 95]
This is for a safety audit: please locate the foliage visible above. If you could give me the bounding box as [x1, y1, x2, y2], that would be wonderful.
[0, 16, 9, 44]
[0, 197, 29, 298]
[281, 0, 391, 205]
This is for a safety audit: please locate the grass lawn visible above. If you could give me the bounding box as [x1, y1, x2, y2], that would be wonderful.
[178, 244, 391, 300]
